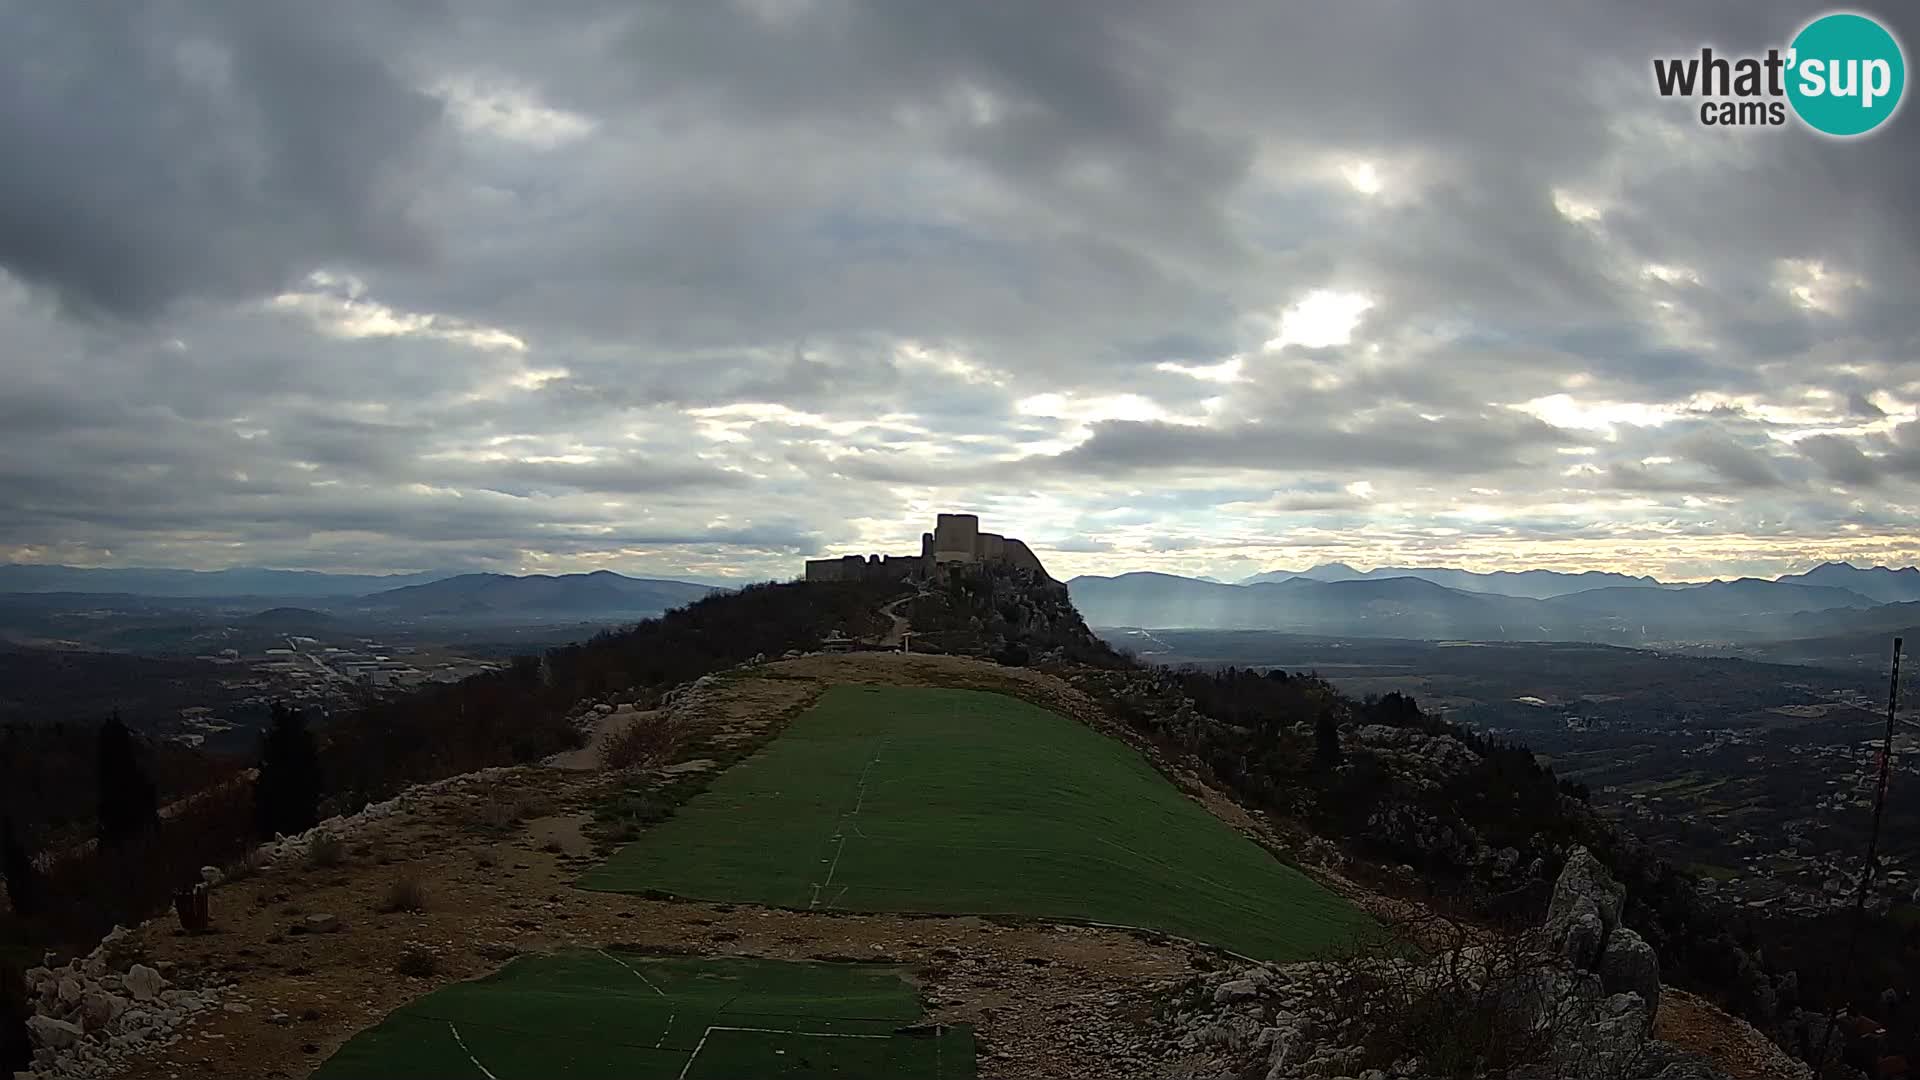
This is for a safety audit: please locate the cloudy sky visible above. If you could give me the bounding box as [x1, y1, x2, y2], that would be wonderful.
[4, 1, 1919, 584]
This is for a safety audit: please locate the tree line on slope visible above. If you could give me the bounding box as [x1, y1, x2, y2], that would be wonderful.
[2, 579, 898, 953]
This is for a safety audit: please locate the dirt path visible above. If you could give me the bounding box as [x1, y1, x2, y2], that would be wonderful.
[876, 593, 914, 648]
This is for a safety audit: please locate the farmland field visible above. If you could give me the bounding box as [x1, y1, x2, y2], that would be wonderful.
[312, 951, 973, 1079]
[582, 685, 1371, 960]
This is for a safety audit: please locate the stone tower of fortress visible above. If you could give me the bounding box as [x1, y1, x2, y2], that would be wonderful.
[804, 513, 1049, 583]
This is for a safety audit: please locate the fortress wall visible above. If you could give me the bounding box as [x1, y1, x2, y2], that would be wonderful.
[806, 554, 924, 582]
[804, 556, 866, 582]
[1001, 538, 1049, 579]
[878, 555, 922, 581]
[934, 513, 979, 557]
[807, 516, 1048, 582]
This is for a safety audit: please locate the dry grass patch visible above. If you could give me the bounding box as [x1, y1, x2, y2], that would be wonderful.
[377, 872, 428, 914]
[601, 716, 680, 773]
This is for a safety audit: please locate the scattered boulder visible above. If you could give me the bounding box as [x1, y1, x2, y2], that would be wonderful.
[78, 991, 127, 1031]
[1211, 978, 1259, 1004]
[28, 1016, 84, 1050]
[123, 965, 165, 1003]
[302, 913, 342, 934]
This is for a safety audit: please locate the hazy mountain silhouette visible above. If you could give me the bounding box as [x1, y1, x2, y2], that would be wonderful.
[242, 606, 337, 627]
[0, 564, 452, 598]
[357, 571, 718, 616]
[1238, 563, 1669, 598]
[1773, 561, 1920, 604]
[1544, 579, 1878, 618]
[1070, 570, 1892, 642]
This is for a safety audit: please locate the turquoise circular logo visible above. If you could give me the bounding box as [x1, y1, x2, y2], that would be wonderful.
[1787, 12, 1906, 136]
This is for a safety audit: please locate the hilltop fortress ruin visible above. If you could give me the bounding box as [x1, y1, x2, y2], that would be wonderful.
[804, 514, 1050, 583]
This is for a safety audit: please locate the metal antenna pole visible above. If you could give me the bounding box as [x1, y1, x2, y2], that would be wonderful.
[1814, 637, 1903, 1072]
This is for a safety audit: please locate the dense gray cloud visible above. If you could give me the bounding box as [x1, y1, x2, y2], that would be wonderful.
[1, 0, 1917, 582]
[0, 1, 445, 319]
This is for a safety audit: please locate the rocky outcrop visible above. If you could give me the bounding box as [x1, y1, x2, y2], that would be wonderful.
[1151, 850, 1732, 1080]
[1349, 726, 1481, 788]
[20, 926, 224, 1080]
[1549, 846, 1659, 1025]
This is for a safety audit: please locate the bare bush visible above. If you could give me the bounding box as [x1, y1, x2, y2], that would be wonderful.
[513, 792, 555, 821]
[469, 785, 518, 831]
[304, 832, 345, 869]
[601, 717, 680, 773]
[224, 845, 272, 882]
[377, 872, 428, 914]
[393, 946, 437, 978]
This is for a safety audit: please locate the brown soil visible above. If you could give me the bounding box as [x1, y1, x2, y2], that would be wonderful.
[1656, 987, 1812, 1080]
[96, 652, 1782, 1080]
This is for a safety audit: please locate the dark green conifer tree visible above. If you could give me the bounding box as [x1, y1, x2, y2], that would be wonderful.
[96, 712, 159, 848]
[254, 702, 323, 839]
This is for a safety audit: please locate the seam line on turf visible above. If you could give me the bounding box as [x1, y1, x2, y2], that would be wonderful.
[597, 948, 678, 1048]
[677, 1024, 897, 1080]
[811, 737, 886, 909]
[448, 1022, 500, 1080]
[597, 948, 670, 996]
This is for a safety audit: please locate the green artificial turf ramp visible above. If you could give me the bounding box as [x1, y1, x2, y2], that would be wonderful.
[311, 951, 973, 1079]
[581, 685, 1372, 960]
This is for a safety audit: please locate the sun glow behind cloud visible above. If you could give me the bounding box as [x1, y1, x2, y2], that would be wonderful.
[1264, 290, 1373, 351]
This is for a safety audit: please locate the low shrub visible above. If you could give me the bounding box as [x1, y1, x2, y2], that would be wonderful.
[393, 946, 437, 978]
[378, 872, 428, 914]
[305, 832, 345, 869]
[224, 845, 272, 883]
[600, 718, 679, 773]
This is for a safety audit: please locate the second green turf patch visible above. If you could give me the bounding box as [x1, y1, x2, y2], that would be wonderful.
[312, 951, 971, 1079]
[582, 685, 1371, 960]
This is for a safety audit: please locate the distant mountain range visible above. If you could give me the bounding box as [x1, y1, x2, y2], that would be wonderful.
[0, 565, 728, 616]
[0, 565, 453, 598]
[1238, 563, 1670, 599]
[1068, 568, 1899, 645]
[1236, 560, 1920, 603]
[1774, 562, 1920, 604]
[353, 571, 720, 617]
